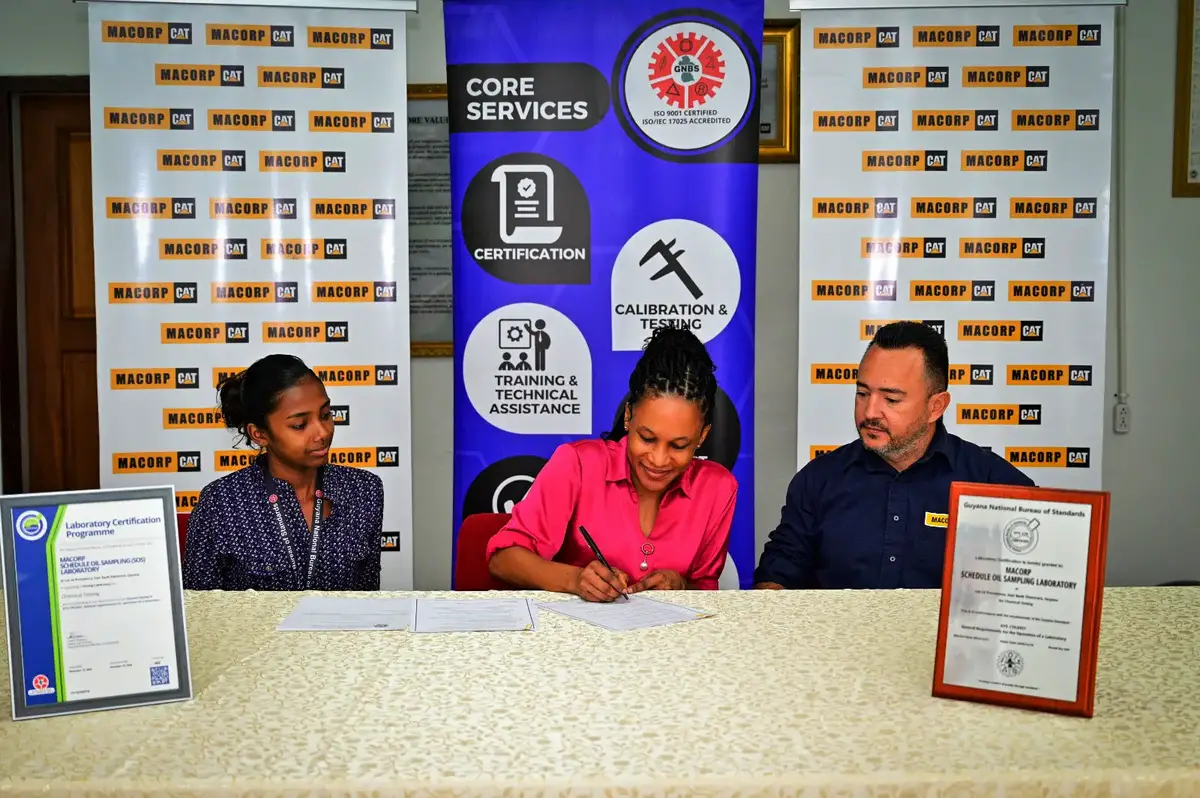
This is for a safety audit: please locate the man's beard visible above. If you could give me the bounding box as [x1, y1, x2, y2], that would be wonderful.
[859, 419, 929, 458]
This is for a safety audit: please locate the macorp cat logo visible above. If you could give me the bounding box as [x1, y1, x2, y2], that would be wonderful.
[311, 199, 395, 220]
[308, 111, 394, 133]
[948, 364, 995, 386]
[814, 110, 898, 132]
[208, 109, 295, 131]
[102, 21, 192, 45]
[210, 198, 296, 219]
[107, 197, 195, 219]
[110, 367, 200, 390]
[962, 150, 1047, 171]
[104, 108, 194, 130]
[1008, 281, 1095, 302]
[260, 151, 346, 172]
[211, 282, 299, 303]
[958, 404, 1043, 425]
[312, 282, 397, 302]
[814, 27, 899, 48]
[912, 110, 998, 131]
[912, 198, 996, 219]
[313, 365, 398, 386]
[809, 445, 839, 459]
[328, 448, 400, 468]
[1013, 25, 1102, 46]
[1010, 197, 1097, 219]
[214, 450, 258, 472]
[811, 365, 858, 384]
[108, 282, 197, 304]
[113, 451, 202, 474]
[206, 24, 294, 47]
[159, 149, 246, 171]
[812, 280, 897, 301]
[960, 238, 1045, 258]
[862, 237, 947, 258]
[860, 319, 945, 340]
[262, 321, 349, 343]
[308, 26, 395, 49]
[212, 368, 245, 388]
[862, 67, 949, 88]
[958, 320, 1043, 342]
[155, 63, 244, 87]
[963, 66, 1050, 88]
[1006, 447, 1091, 468]
[161, 322, 249, 344]
[257, 66, 345, 89]
[162, 409, 224, 429]
[812, 197, 897, 218]
[910, 281, 996, 301]
[1007, 365, 1093, 386]
[262, 239, 347, 259]
[160, 238, 248, 259]
[176, 491, 200, 512]
[862, 150, 947, 171]
[1012, 110, 1099, 131]
[913, 26, 1000, 47]
[329, 406, 350, 426]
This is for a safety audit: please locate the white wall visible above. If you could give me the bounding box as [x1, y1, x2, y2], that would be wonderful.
[2, 0, 1195, 587]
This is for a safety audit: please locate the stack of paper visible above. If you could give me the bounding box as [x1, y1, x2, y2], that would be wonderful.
[538, 595, 713, 631]
[277, 596, 413, 631]
[411, 598, 538, 633]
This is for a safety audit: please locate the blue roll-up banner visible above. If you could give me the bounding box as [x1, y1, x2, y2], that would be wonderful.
[446, 0, 763, 588]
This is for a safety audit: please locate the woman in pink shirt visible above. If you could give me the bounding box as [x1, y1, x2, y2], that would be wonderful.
[487, 326, 737, 601]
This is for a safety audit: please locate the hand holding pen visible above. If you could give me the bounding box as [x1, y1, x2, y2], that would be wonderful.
[575, 526, 637, 602]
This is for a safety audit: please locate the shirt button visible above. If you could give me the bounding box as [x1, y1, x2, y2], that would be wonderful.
[893, 515, 900, 521]
[890, 556, 896, 562]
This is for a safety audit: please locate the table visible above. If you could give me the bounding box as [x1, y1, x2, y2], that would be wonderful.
[1, 588, 1198, 796]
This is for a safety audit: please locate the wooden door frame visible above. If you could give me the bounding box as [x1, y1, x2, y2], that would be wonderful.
[0, 76, 90, 494]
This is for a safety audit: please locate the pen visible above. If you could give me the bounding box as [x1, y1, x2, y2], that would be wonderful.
[577, 525, 628, 601]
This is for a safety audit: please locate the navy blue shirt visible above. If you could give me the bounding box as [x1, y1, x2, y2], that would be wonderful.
[754, 421, 1035, 590]
[182, 454, 384, 591]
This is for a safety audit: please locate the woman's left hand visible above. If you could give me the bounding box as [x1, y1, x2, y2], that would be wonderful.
[638, 569, 687, 591]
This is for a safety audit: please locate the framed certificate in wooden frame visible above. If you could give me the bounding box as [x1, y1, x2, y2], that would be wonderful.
[932, 481, 1110, 718]
[759, 20, 799, 163]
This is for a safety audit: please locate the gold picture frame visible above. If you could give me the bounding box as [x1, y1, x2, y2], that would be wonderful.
[407, 83, 453, 357]
[759, 20, 800, 163]
[1172, 0, 1200, 197]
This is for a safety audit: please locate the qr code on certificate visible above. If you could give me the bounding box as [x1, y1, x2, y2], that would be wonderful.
[149, 665, 170, 686]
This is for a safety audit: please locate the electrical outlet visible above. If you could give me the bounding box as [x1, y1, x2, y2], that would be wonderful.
[1113, 402, 1131, 434]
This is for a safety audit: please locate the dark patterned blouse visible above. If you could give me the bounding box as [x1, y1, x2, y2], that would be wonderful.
[182, 454, 383, 591]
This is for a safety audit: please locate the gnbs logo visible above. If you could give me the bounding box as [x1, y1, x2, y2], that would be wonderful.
[101, 21, 192, 45]
[912, 110, 998, 131]
[1013, 25, 1102, 46]
[1009, 281, 1095, 302]
[308, 26, 395, 49]
[958, 320, 1044, 342]
[1012, 110, 1099, 131]
[862, 150, 948, 171]
[814, 110, 899, 132]
[910, 281, 996, 301]
[206, 23, 294, 47]
[108, 282, 197, 304]
[211, 282, 299, 303]
[309, 111, 394, 133]
[862, 237, 947, 258]
[862, 67, 949, 89]
[104, 107, 194, 130]
[159, 149, 246, 172]
[262, 239, 347, 259]
[912, 26, 1000, 47]
[161, 322, 249, 344]
[260, 151, 346, 172]
[962, 150, 1047, 172]
[812, 197, 897, 218]
[912, 198, 996, 219]
[860, 319, 944, 340]
[262, 322, 349, 343]
[314, 365, 399, 386]
[960, 238, 1046, 258]
[112, 452, 202, 474]
[1006, 447, 1091, 468]
[963, 66, 1050, 88]
[811, 280, 897, 302]
[257, 66, 345, 89]
[209, 109, 296, 132]
[107, 197, 195, 219]
[957, 404, 1043, 425]
[210, 198, 297, 219]
[1010, 197, 1097, 219]
[155, 63, 244, 87]
[110, 367, 200, 390]
[1007, 364, 1093, 386]
[813, 27, 899, 48]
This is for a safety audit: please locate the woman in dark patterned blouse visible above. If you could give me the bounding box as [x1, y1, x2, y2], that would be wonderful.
[182, 354, 384, 591]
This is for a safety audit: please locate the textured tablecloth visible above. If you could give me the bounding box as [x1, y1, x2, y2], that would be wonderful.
[1, 587, 1198, 796]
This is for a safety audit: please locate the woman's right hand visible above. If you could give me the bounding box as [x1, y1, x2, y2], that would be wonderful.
[572, 560, 635, 602]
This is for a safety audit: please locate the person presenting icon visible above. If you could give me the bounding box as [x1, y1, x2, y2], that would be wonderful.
[524, 319, 550, 371]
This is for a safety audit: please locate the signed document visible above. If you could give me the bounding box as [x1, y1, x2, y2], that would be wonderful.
[942, 494, 1092, 703]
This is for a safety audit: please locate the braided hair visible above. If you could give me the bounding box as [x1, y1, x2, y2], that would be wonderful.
[606, 326, 717, 440]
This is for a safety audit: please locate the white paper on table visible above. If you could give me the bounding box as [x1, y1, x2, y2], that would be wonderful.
[410, 598, 539, 633]
[277, 596, 413, 631]
[537, 595, 714, 631]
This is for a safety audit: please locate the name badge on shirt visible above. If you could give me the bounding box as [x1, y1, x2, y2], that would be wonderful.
[925, 512, 948, 528]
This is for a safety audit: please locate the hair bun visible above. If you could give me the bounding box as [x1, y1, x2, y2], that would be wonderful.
[644, 325, 714, 372]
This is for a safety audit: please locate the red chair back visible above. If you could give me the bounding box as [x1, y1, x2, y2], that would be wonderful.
[454, 513, 512, 590]
[176, 513, 189, 562]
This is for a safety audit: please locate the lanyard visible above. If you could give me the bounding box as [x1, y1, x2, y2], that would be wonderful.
[262, 459, 325, 589]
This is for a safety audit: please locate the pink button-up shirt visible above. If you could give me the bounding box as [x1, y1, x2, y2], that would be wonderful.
[485, 437, 737, 589]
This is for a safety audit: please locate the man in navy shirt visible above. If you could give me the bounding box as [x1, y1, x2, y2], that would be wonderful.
[754, 321, 1034, 590]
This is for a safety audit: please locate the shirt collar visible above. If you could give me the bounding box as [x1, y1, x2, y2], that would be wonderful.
[256, 452, 338, 501]
[604, 435, 695, 498]
[850, 418, 956, 473]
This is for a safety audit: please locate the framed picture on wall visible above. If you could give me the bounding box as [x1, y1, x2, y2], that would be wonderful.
[407, 84, 453, 357]
[759, 20, 800, 163]
[1172, 0, 1200, 197]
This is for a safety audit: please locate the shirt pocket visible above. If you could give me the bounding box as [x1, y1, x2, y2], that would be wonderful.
[234, 546, 296, 591]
